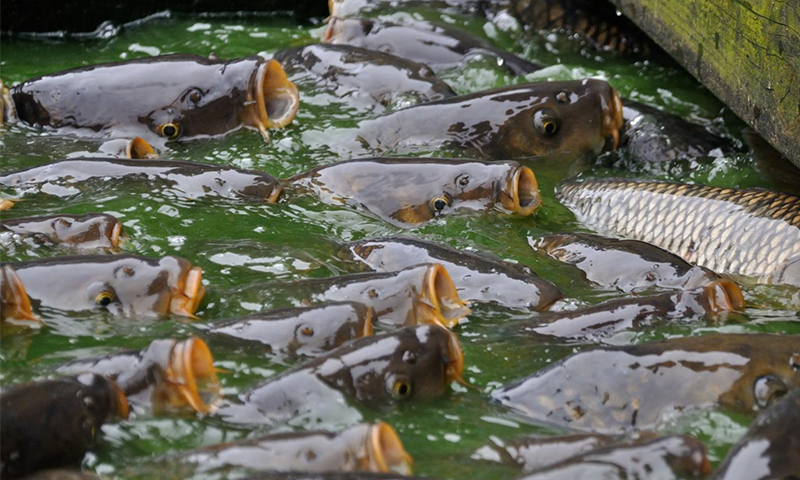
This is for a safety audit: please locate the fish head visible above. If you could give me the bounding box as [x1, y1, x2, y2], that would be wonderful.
[13, 255, 205, 318]
[377, 324, 465, 401]
[497, 79, 624, 159]
[413, 263, 471, 328]
[75, 373, 131, 423]
[150, 337, 221, 414]
[323, 16, 372, 45]
[0, 265, 40, 324]
[340, 422, 413, 474]
[291, 303, 375, 354]
[48, 214, 123, 249]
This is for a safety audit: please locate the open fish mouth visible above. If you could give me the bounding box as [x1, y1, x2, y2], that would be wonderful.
[162, 337, 221, 414]
[251, 59, 300, 141]
[501, 166, 542, 215]
[0, 265, 40, 324]
[125, 137, 157, 159]
[704, 279, 746, 313]
[109, 220, 123, 249]
[363, 422, 414, 474]
[443, 327, 466, 386]
[170, 264, 206, 318]
[415, 264, 471, 328]
[109, 378, 131, 420]
[601, 87, 624, 151]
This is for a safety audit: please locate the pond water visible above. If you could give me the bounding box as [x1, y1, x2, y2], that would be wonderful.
[1, 6, 799, 479]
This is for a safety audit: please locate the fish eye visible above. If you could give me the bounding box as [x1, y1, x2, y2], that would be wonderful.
[391, 379, 413, 399]
[533, 109, 559, 137]
[95, 291, 116, 308]
[158, 122, 181, 140]
[754, 375, 788, 408]
[429, 196, 451, 214]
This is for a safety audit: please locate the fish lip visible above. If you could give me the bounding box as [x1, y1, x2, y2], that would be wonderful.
[323, 16, 341, 43]
[125, 137, 157, 159]
[1, 266, 41, 324]
[443, 327, 466, 386]
[166, 337, 220, 414]
[601, 87, 624, 151]
[169, 265, 206, 318]
[267, 182, 284, 203]
[1, 80, 18, 126]
[0, 199, 13, 211]
[418, 264, 471, 328]
[361, 305, 376, 338]
[251, 59, 300, 140]
[501, 166, 542, 215]
[366, 422, 414, 474]
[705, 279, 746, 313]
[109, 379, 131, 420]
[110, 220, 123, 249]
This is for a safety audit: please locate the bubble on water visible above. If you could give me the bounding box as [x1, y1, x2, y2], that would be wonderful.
[187, 23, 212, 32]
[157, 205, 179, 218]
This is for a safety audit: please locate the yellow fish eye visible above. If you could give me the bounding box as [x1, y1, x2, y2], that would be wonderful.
[158, 122, 181, 140]
[429, 196, 450, 213]
[95, 291, 115, 307]
[391, 379, 412, 399]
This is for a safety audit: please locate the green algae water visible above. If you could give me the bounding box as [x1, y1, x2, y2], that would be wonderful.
[1, 7, 799, 479]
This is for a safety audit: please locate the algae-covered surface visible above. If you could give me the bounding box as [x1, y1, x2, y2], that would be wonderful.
[1, 7, 798, 479]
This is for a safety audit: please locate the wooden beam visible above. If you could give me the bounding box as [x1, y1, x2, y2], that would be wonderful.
[609, 0, 800, 167]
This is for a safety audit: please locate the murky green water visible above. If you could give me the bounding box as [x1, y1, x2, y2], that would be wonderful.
[1, 7, 799, 479]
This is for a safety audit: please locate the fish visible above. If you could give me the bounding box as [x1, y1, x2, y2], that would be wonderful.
[231, 264, 470, 328]
[4, 254, 205, 318]
[0, 158, 282, 203]
[205, 302, 375, 358]
[350, 80, 623, 159]
[273, 44, 455, 111]
[713, 388, 800, 479]
[328, 0, 500, 18]
[148, 423, 412, 475]
[287, 158, 541, 226]
[1, 213, 123, 250]
[56, 337, 220, 414]
[2, 54, 299, 143]
[17, 471, 103, 480]
[620, 100, 735, 162]
[0, 374, 129, 479]
[516, 435, 709, 479]
[0, 265, 40, 324]
[220, 324, 464, 426]
[238, 473, 429, 480]
[343, 237, 561, 310]
[521, 280, 745, 342]
[509, 0, 660, 56]
[323, 17, 543, 75]
[492, 334, 800, 433]
[533, 233, 721, 292]
[556, 179, 800, 286]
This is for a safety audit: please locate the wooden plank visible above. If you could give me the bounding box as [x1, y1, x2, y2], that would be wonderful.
[609, 0, 800, 167]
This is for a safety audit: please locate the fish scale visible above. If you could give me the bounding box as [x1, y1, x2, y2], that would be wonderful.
[557, 179, 800, 281]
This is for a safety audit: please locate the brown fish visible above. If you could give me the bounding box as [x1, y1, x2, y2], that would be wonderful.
[231, 264, 470, 328]
[0, 374, 129, 479]
[534, 232, 720, 292]
[150, 423, 412, 475]
[525, 280, 745, 342]
[206, 302, 374, 358]
[557, 179, 800, 286]
[0, 265, 40, 324]
[57, 337, 220, 414]
[713, 388, 800, 479]
[1, 213, 123, 250]
[2, 54, 299, 143]
[350, 80, 623, 159]
[287, 158, 541, 226]
[221, 325, 464, 426]
[343, 237, 561, 310]
[6, 255, 205, 318]
[492, 334, 800, 433]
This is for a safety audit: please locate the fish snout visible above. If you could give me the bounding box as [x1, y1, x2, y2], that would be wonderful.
[109, 219, 123, 249]
[251, 59, 300, 140]
[0, 266, 40, 324]
[125, 137, 157, 159]
[601, 86, 624, 151]
[415, 264, 471, 328]
[169, 264, 206, 318]
[704, 279, 746, 313]
[323, 16, 343, 43]
[500, 165, 542, 216]
[160, 337, 221, 414]
[364, 422, 414, 474]
[360, 305, 376, 338]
